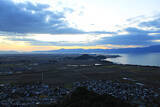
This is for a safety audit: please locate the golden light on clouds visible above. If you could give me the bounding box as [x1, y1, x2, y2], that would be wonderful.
[0, 44, 110, 52]
[0, 36, 109, 51]
[152, 40, 160, 43]
[105, 44, 143, 49]
[29, 34, 111, 43]
[0, 36, 143, 51]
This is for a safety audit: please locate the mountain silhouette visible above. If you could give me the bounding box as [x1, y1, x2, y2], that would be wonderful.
[33, 45, 160, 53]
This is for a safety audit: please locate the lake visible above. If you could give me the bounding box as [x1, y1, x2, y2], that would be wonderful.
[105, 53, 160, 67]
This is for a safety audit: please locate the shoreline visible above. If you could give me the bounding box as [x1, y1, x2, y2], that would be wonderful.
[104, 54, 160, 67]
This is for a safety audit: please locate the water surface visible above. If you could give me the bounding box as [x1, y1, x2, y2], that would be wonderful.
[106, 53, 160, 67]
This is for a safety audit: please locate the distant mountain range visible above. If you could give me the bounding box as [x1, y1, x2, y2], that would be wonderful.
[33, 45, 160, 54]
[0, 45, 159, 54]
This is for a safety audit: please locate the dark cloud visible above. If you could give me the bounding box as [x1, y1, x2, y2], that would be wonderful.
[5, 37, 37, 42]
[0, 0, 119, 36]
[125, 27, 150, 34]
[93, 14, 160, 46]
[93, 15, 160, 46]
[126, 15, 146, 24]
[5, 27, 160, 46]
[95, 27, 160, 46]
[0, 0, 84, 34]
[139, 18, 160, 28]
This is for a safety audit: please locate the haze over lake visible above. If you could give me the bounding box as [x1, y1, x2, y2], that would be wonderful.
[106, 53, 160, 67]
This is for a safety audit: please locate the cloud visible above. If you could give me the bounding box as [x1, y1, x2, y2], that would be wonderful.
[1, 0, 160, 49]
[0, 0, 85, 34]
[125, 27, 150, 34]
[5, 33, 106, 46]
[93, 14, 160, 46]
[88, 31, 116, 35]
[4, 26, 160, 47]
[5, 37, 37, 42]
[95, 27, 160, 46]
[139, 17, 160, 28]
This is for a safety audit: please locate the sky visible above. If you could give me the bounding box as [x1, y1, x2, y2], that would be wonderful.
[0, 0, 160, 51]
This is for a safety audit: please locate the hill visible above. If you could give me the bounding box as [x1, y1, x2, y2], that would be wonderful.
[74, 54, 106, 60]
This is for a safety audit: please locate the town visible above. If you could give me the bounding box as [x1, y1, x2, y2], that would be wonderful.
[0, 80, 160, 106]
[0, 54, 160, 106]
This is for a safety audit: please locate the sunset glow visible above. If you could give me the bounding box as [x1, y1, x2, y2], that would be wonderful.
[0, 0, 160, 51]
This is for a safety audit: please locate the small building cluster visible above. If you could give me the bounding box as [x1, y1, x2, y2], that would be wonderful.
[73, 80, 160, 106]
[0, 83, 70, 106]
